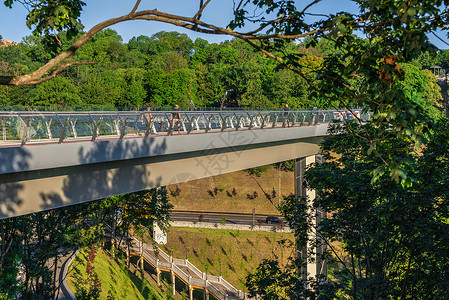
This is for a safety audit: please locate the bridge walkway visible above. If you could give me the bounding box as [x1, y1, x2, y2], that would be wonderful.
[0, 109, 343, 147]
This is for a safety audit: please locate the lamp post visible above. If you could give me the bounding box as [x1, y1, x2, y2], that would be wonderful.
[171, 247, 174, 263]
[219, 261, 222, 277]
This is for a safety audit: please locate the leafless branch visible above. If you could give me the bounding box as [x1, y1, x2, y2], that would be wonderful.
[245, 15, 285, 35]
[432, 31, 449, 47]
[130, 0, 142, 14]
[193, 0, 211, 20]
[300, 0, 322, 14]
[53, 26, 62, 48]
[0, 6, 328, 86]
[234, 0, 245, 12]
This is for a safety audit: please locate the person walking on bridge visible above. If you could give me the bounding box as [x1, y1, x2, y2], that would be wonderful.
[282, 103, 290, 127]
[170, 104, 181, 135]
[141, 106, 157, 134]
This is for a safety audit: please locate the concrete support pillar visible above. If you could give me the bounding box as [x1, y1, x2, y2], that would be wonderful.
[189, 286, 193, 300]
[203, 285, 209, 300]
[139, 241, 144, 272]
[156, 268, 161, 286]
[171, 270, 176, 295]
[139, 257, 144, 273]
[126, 249, 130, 267]
[295, 154, 327, 281]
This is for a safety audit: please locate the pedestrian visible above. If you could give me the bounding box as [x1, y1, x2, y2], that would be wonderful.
[141, 106, 152, 123]
[141, 106, 156, 134]
[170, 104, 181, 134]
[282, 103, 290, 127]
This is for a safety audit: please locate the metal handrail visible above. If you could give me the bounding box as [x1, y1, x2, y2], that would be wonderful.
[0, 109, 366, 146]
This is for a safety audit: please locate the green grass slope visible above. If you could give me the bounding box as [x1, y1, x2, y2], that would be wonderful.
[161, 227, 295, 290]
[67, 247, 164, 299]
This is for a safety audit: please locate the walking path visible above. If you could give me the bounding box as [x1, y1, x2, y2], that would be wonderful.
[121, 235, 247, 300]
[60, 231, 249, 299]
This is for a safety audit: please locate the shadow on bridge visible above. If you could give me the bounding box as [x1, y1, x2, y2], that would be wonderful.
[0, 136, 169, 218]
[39, 137, 168, 212]
[0, 147, 30, 218]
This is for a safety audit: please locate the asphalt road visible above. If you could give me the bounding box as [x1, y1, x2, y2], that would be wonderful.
[171, 210, 284, 226]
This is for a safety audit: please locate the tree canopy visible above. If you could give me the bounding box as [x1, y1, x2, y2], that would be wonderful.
[2, 0, 448, 180]
[245, 119, 449, 299]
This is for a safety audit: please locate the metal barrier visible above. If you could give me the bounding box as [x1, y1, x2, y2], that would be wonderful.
[126, 236, 243, 299]
[0, 109, 365, 146]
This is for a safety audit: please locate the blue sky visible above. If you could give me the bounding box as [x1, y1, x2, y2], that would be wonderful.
[0, 0, 447, 49]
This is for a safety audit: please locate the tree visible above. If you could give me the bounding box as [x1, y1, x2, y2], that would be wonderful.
[248, 120, 449, 299]
[246, 259, 292, 300]
[2, 0, 447, 179]
[27, 75, 82, 106]
[395, 63, 443, 119]
[0, 187, 173, 298]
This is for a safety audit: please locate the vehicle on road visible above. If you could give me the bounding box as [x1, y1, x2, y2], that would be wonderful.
[265, 216, 281, 224]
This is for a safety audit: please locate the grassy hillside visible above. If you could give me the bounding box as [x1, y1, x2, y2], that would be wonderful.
[167, 166, 294, 215]
[67, 166, 296, 297]
[161, 227, 296, 290]
[67, 247, 165, 299]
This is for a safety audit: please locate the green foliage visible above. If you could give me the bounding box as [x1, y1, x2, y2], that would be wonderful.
[145, 67, 196, 107]
[5, 0, 85, 40]
[28, 76, 82, 106]
[246, 120, 449, 298]
[245, 260, 293, 300]
[5, 0, 85, 53]
[77, 68, 125, 106]
[74, 246, 101, 300]
[247, 165, 270, 177]
[395, 63, 442, 119]
[0, 45, 32, 76]
[76, 29, 125, 63]
[0, 187, 173, 298]
[3, 26, 444, 115]
[276, 160, 294, 172]
[115, 68, 147, 107]
[304, 121, 448, 298]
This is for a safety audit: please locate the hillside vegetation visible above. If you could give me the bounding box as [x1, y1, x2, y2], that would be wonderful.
[161, 227, 296, 290]
[167, 165, 294, 215]
[67, 247, 165, 299]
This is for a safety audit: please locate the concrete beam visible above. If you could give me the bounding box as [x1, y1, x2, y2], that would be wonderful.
[0, 126, 326, 218]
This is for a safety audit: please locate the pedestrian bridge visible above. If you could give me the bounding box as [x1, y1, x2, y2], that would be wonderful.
[0, 109, 359, 218]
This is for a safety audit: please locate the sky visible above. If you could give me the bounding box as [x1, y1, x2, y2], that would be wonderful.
[0, 0, 447, 49]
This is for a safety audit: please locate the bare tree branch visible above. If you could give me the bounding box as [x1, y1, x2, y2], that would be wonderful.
[0, 6, 328, 86]
[193, 0, 211, 20]
[131, 0, 142, 14]
[300, 0, 322, 14]
[27, 61, 97, 85]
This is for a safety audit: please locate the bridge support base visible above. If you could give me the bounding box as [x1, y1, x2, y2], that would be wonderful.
[171, 270, 176, 295]
[294, 154, 327, 282]
[156, 267, 161, 286]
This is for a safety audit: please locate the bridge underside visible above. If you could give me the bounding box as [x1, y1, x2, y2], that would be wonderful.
[0, 127, 325, 218]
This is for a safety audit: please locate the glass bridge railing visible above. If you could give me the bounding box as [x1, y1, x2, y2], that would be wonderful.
[0, 109, 365, 146]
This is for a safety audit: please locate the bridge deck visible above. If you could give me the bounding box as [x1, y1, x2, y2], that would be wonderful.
[0, 109, 365, 219]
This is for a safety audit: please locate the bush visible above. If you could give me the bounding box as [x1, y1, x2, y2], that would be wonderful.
[246, 165, 270, 177]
